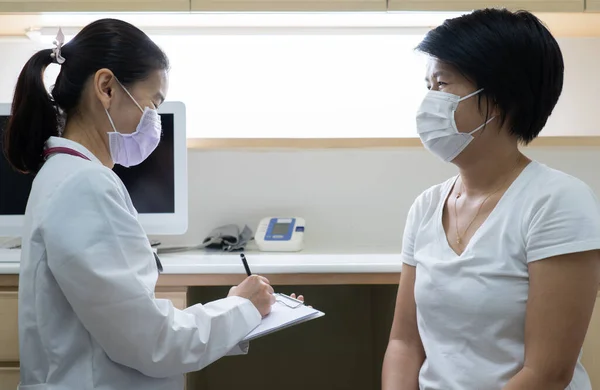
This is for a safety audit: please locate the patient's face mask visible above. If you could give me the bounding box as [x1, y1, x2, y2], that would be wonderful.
[105, 79, 162, 167]
[416, 88, 495, 162]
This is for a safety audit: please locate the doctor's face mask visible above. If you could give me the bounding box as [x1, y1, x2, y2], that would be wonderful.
[104, 78, 162, 168]
[416, 88, 495, 162]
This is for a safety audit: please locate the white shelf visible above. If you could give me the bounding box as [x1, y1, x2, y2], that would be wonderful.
[0, 249, 403, 275]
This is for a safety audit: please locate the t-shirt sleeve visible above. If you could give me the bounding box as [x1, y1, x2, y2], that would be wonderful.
[526, 178, 600, 263]
[402, 198, 420, 267]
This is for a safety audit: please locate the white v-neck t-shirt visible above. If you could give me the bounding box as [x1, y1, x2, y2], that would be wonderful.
[402, 161, 600, 390]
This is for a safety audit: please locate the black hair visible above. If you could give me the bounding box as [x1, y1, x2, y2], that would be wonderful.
[3, 18, 169, 174]
[416, 8, 564, 144]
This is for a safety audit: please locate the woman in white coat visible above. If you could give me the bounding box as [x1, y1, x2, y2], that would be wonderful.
[4, 18, 294, 390]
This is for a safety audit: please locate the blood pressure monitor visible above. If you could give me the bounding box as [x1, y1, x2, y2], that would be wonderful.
[255, 217, 305, 252]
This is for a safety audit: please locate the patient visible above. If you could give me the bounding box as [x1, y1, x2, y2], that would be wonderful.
[382, 8, 600, 390]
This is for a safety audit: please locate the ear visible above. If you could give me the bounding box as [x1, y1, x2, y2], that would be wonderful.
[93, 69, 116, 111]
[481, 94, 500, 118]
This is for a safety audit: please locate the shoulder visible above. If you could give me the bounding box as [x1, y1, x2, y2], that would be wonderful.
[524, 162, 599, 215]
[41, 163, 129, 219]
[520, 162, 600, 262]
[61, 165, 125, 198]
[409, 176, 456, 218]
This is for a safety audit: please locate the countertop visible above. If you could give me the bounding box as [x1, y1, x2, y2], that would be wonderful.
[0, 248, 403, 275]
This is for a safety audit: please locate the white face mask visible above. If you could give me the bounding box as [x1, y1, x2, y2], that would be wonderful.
[105, 79, 162, 168]
[416, 88, 495, 162]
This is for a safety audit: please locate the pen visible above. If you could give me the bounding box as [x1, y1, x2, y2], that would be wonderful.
[240, 253, 252, 276]
[153, 252, 163, 273]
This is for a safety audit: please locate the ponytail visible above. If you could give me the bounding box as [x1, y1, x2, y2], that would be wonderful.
[3, 48, 59, 174]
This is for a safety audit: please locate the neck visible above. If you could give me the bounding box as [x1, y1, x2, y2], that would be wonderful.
[62, 114, 114, 169]
[457, 147, 526, 196]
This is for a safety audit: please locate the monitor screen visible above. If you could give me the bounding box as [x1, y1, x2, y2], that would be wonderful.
[0, 116, 34, 216]
[0, 101, 187, 236]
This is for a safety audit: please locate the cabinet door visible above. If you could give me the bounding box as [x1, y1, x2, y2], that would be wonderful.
[0, 0, 190, 12]
[582, 290, 600, 388]
[587, 1, 600, 11]
[0, 291, 19, 362]
[192, 0, 385, 11]
[0, 367, 19, 390]
[388, 0, 583, 12]
[155, 290, 188, 310]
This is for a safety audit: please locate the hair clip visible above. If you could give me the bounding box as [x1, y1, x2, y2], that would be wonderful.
[50, 27, 66, 65]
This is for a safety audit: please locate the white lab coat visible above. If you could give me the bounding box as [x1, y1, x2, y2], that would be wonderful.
[17, 136, 262, 390]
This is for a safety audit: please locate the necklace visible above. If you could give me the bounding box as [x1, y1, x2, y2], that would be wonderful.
[454, 156, 522, 246]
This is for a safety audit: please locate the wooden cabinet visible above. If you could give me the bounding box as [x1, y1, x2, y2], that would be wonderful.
[0, 291, 18, 362]
[388, 0, 583, 12]
[0, 290, 19, 390]
[0, 367, 20, 390]
[587, 1, 600, 11]
[156, 288, 188, 310]
[582, 290, 600, 388]
[191, 0, 385, 11]
[0, 0, 190, 12]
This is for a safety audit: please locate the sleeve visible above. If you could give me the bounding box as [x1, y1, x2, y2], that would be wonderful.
[525, 178, 600, 263]
[401, 198, 420, 267]
[42, 168, 262, 378]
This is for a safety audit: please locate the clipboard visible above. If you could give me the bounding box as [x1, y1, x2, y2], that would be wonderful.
[243, 293, 325, 341]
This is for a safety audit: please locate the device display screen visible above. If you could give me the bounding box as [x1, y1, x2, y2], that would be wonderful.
[271, 223, 290, 235]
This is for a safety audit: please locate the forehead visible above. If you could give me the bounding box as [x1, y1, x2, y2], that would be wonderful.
[425, 58, 459, 80]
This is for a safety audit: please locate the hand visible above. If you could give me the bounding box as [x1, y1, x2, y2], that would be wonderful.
[289, 293, 312, 308]
[228, 275, 276, 317]
[289, 293, 304, 302]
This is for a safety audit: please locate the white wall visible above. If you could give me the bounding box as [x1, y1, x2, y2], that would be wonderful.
[1, 38, 599, 252]
[155, 146, 600, 251]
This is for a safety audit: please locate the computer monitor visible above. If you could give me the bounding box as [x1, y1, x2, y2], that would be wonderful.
[0, 101, 188, 236]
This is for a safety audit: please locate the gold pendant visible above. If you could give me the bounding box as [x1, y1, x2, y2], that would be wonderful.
[456, 237, 461, 245]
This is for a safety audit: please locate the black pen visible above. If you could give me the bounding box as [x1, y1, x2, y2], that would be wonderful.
[240, 253, 252, 276]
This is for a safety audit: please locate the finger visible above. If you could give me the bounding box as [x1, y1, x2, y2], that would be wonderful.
[269, 293, 276, 305]
[297, 295, 304, 302]
[258, 275, 271, 284]
[263, 305, 272, 317]
[266, 284, 275, 294]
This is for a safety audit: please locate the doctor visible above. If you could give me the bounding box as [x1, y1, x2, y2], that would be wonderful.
[4, 19, 298, 390]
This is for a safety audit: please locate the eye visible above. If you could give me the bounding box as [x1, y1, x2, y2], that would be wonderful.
[437, 81, 448, 87]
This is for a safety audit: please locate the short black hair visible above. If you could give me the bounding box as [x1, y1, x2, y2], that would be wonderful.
[416, 8, 564, 144]
[3, 18, 169, 174]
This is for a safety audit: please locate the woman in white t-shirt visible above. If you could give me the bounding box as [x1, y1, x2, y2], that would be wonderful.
[382, 8, 600, 390]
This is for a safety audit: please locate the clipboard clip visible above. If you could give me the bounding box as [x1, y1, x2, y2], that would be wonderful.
[274, 293, 304, 309]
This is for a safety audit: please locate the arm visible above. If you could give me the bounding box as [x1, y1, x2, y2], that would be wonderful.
[502, 250, 600, 390]
[504, 179, 600, 389]
[43, 169, 261, 378]
[382, 264, 425, 390]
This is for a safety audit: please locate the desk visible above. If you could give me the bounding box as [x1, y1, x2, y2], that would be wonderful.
[0, 249, 402, 390]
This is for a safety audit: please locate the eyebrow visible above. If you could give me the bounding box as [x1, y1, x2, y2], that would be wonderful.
[425, 70, 451, 82]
